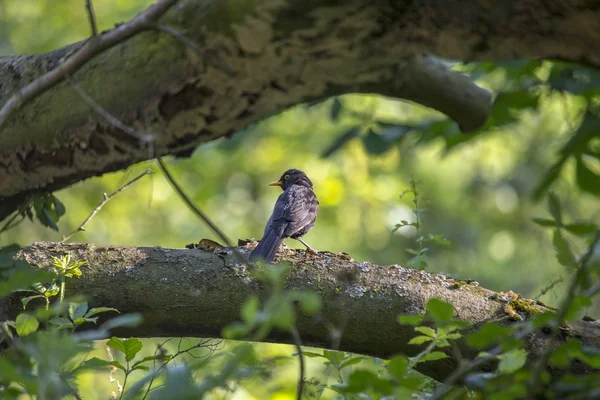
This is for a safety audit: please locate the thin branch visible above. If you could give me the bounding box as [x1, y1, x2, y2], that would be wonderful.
[65, 73, 153, 143]
[0, 212, 23, 234]
[156, 158, 251, 266]
[85, 0, 98, 37]
[291, 327, 305, 400]
[61, 169, 153, 242]
[0, 0, 179, 129]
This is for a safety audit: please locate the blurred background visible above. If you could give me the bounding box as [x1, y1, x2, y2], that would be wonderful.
[1, 0, 599, 399]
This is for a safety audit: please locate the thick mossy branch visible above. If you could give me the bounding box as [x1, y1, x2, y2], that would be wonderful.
[1, 241, 599, 383]
[1, 0, 599, 219]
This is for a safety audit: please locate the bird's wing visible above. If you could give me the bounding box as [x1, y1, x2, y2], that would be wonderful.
[283, 187, 317, 237]
[263, 190, 292, 235]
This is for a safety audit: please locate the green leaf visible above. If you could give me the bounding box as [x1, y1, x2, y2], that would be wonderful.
[324, 350, 346, 366]
[100, 313, 143, 331]
[497, 349, 527, 374]
[222, 322, 249, 339]
[467, 323, 513, 349]
[553, 230, 576, 269]
[69, 302, 88, 320]
[84, 307, 119, 318]
[241, 295, 259, 323]
[330, 97, 343, 121]
[131, 355, 165, 370]
[565, 222, 598, 237]
[419, 351, 448, 363]
[15, 313, 39, 336]
[48, 317, 73, 329]
[294, 291, 322, 315]
[301, 351, 325, 358]
[426, 298, 454, 322]
[398, 315, 423, 326]
[340, 356, 365, 369]
[52, 195, 66, 216]
[408, 335, 432, 345]
[272, 301, 295, 330]
[0, 269, 56, 297]
[548, 193, 562, 225]
[108, 337, 143, 362]
[388, 355, 408, 378]
[362, 129, 392, 155]
[532, 218, 557, 228]
[414, 326, 436, 337]
[21, 295, 45, 309]
[576, 156, 600, 195]
[77, 357, 126, 371]
[321, 126, 361, 157]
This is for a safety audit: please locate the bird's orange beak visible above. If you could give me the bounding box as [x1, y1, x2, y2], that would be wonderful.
[268, 180, 282, 187]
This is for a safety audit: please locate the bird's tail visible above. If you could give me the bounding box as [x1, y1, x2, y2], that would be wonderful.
[250, 224, 286, 262]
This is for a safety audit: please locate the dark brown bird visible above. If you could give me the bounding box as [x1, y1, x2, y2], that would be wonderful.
[250, 169, 319, 262]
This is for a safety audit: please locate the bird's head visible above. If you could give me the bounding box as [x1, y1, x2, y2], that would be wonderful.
[268, 169, 313, 191]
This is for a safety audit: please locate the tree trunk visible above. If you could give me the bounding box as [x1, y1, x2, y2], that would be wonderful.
[2, 240, 598, 383]
[1, 0, 599, 219]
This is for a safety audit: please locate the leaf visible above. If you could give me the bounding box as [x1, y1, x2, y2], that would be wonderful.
[0, 269, 56, 297]
[388, 355, 408, 378]
[553, 230, 576, 269]
[48, 317, 73, 329]
[100, 313, 143, 331]
[408, 336, 432, 345]
[272, 301, 295, 330]
[15, 313, 39, 336]
[69, 302, 88, 320]
[108, 337, 143, 362]
[77, 357, 126, 371]
[533, 157, 568, 201]
[321, 126, 361, 157]
[323, 350, 346, 366]
[426, 298, 454, 322]
[532, 218, 557, 228]
[241, 295, 259, 323]
[339, 356, 365, 369]
[85, 307, 119, 318]
[301, 351, 325, 359]
[419, 351, 448, 363]
[330, 97, 343, 121]
[467, 323, 513, 349]
[362, 129, 392, 155]
[398, 315, 423, 326]
[565, 222, 598, 237]
[576, 156, 600, 195]
[414, 326, 436, 337]
[497, 349, 527, 374]
[294, 291, 322, 315]
[21, 295, 45, 310]
[131, 355, 165, 370]
[547, 192, 562, 225]
[52, 195, 66, 217]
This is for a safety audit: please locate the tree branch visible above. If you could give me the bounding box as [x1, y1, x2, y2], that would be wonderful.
[0, 0, 178, 129]
[2, 241, 600, 383]
[2, 0, 597, 220]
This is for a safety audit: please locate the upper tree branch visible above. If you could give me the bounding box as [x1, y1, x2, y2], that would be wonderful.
[0, 0, 598, 218]
[0, 0, 178, 129]
[2, 241, 599, 383]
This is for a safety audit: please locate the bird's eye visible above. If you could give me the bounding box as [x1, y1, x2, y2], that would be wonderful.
[285, 174, 290, 180]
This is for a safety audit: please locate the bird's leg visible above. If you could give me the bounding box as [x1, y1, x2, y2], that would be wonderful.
[296, 238, 318, 254]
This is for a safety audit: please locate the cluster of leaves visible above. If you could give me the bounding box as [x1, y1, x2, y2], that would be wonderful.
[1, 194, 67, 234]
[321, 61, 600, 201]
[393, 176, 450, 270]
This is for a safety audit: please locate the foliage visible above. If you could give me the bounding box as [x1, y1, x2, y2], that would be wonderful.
[393, 176, 451, 270]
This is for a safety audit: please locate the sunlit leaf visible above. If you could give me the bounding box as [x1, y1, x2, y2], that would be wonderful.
[497, 349, 527, 374]
[553, 230, 576, 269]
[16, 313, 39, 336]
[426, 298, 454, 322]
[419, 351, 448, 363]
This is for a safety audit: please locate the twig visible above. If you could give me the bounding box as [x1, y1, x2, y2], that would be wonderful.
[291, 327, 305, 400]
[156, 158, 251, 266]
[0, 212, 23, 234]
[65, 73, 153, 143]
[85, 0, 98, 37]
[62, 169, 152, 242]
[534, 276, 564, 300]
[527, 229, 600, 394]
[0, 0, 179, 129]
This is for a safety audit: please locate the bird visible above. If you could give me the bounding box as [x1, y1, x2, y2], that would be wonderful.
[250, 169, 319, 262]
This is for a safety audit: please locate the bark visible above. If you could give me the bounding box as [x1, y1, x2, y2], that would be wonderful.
[1, 0, 599, 219]
[2, 240, 599, 383]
